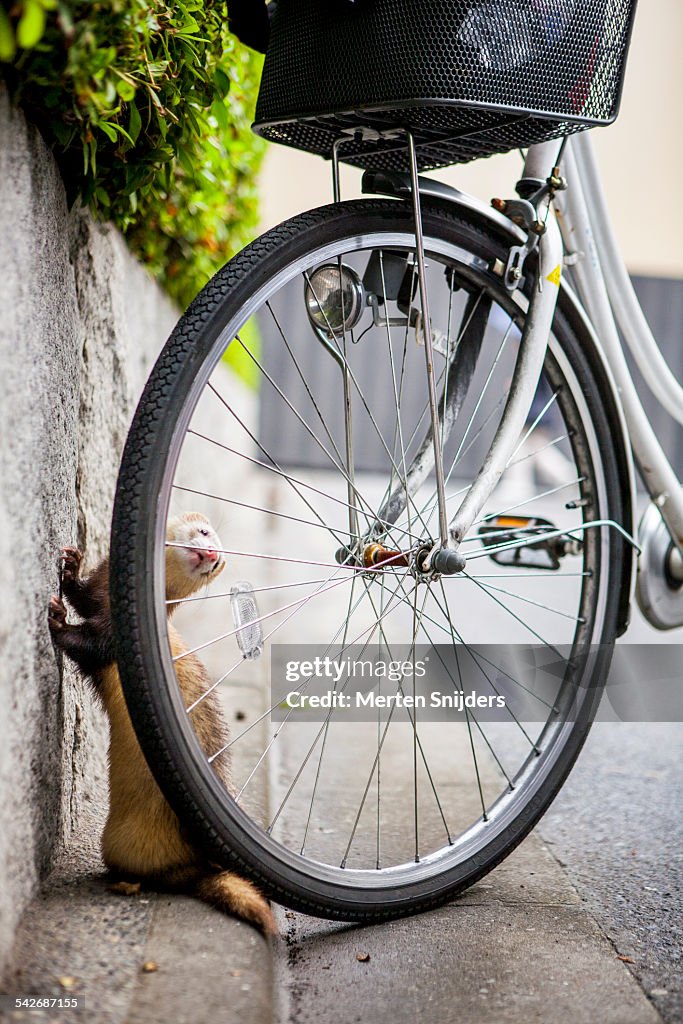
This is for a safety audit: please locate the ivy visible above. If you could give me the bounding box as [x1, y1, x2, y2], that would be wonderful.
[1, 1, 266, 309]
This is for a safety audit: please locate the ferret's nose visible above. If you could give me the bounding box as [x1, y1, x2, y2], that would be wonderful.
[201, 548, 219, 563]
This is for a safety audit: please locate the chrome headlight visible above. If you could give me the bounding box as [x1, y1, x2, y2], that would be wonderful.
[304, 264, 364, 336]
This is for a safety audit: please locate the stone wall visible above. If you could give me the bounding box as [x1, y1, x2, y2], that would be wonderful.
[0, 85, 178, 971]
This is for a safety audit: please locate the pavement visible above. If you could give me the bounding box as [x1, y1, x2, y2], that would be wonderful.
[3, 616, 679, 1024]
[2, 869, 272, 1024]
[537, 593, 683, 1024]
[2, 432, 680, 1023]
[540, 721, 683, 1024]
[2, 788, 669, 1024]
[275, 833, 664, 1024]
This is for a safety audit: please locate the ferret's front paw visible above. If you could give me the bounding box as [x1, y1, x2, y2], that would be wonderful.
[48, 595, 68, 633]
[60, 546, 83, 583]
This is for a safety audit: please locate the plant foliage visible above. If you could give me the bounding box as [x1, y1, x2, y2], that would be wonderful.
[1, 0, 265, 308]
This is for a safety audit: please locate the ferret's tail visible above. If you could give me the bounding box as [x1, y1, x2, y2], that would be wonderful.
[196, 871, 276, 935]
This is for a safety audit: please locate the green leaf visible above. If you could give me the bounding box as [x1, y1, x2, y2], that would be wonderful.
[52, 121, 74, 147]
[110, 122, 135, 146]
[210, 99, 228, 131]
[16, 0, 46, 49]
[98, 121, 118, 143]
[213, 67, 231, 98]
[128, 101, 142, 143]
[117, 79, 136, 102]
[177, 146, 195, 176]
[176, 15, 200, 34]
[0, 8, 16, 62]
[147, 85, 163, 110]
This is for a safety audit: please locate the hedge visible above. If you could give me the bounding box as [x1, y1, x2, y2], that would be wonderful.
[0, 0, 265, 310]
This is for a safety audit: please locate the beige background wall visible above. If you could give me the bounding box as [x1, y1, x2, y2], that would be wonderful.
[258, 2, 683, 279]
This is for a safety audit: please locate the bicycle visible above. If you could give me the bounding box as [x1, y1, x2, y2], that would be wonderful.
[109, 0, 681, 921]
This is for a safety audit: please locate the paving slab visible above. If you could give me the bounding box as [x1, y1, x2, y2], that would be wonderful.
[275, 834, 664, 1024]
[2, 873, 272, 1024]
[127, 894, 272, 1024]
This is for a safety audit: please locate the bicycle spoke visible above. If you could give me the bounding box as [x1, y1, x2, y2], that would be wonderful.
[205, 381, 380, 542]
[304, 272, 435, 537]
[417, 315, 516, 530]
[462, 570, 565, 659]
[339, 583, 431, 867]
[477, 476, 586, 526]
[505, 432, 571, 472]
[173, 572, 362, 664]
[508, 388, 560, 464]
[359, 575, 453, 850]
[173, 483, 356, 540]
[166, 576, 336, 605]
[378, 249, 414, 545]
[266, 299, 348, 469]
[265, 573, 412, 834]
[299, 572, 360, 855]
[470, 578, 585, 623]
[240, 572, 416, 809]
[138, 216, 615, 893]
[233, 335, 390, 540]
[420, 608, 515, 790]
[205, 560, 390, 748]
[437, 578, 488, 822]
[365, 570, 557, 712]
[186, 427, 418, 546]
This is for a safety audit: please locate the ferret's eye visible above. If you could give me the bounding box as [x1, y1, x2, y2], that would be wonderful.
[199, 528, 209, 537]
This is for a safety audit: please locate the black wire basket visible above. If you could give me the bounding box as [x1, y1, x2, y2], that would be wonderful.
[253, 0, 638, 172]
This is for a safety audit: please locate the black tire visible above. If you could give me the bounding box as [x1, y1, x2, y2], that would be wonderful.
[111, 199, 627, 922]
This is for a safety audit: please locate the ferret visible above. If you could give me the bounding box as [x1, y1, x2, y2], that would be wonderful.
[48, 511, 275, 935]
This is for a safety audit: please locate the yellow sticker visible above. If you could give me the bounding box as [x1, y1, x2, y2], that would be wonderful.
[546, 264, 562, 287]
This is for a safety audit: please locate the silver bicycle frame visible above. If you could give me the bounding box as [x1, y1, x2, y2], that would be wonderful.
[558, 133, 683, 553]
[448, 132, 683, 576]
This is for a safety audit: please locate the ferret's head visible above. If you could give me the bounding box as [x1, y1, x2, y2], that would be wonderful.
[165, 512, 225, 602]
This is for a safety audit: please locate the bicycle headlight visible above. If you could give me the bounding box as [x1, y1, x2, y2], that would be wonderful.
[305, 264, 364, 336]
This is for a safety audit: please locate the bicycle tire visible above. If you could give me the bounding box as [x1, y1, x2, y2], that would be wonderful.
[111, 199, 627, 921]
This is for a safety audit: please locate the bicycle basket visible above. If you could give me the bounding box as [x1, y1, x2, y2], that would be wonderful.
[253, 0, 637, 172]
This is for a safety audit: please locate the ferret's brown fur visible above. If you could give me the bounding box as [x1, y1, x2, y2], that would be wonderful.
[48, 512, 275, 935]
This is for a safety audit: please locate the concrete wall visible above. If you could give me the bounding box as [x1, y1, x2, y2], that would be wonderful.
[0, 85, 178, 973]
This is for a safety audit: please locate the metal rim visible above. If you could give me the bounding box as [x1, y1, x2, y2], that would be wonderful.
[138, 220, 613, 894]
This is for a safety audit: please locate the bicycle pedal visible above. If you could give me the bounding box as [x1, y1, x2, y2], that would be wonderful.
[478, 515, 580, 570]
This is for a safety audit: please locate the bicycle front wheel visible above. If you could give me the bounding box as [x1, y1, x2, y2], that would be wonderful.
[111, 199, 627, 921]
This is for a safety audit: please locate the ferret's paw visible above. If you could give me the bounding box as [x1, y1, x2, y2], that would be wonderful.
[60, 546, 83, 582]
[48, 595, 68, 632]
[107, 879, 142, 896]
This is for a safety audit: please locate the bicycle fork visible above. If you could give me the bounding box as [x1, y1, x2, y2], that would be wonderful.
[405, 134, 565, 574]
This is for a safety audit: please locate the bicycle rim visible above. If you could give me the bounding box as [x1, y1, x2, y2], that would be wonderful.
[111, 201, 624, 915]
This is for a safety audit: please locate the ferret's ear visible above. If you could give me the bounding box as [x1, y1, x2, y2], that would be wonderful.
[183, 511, 209, 523]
